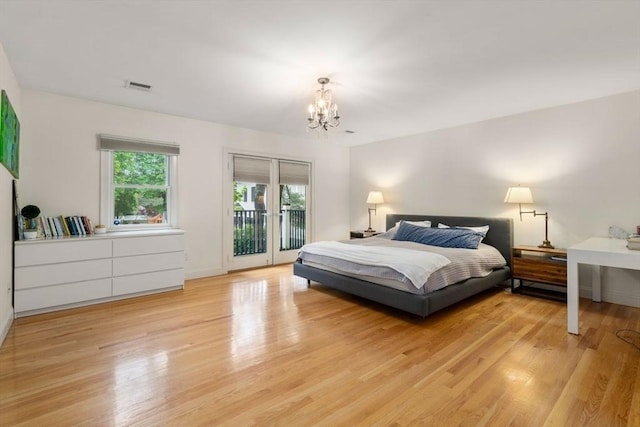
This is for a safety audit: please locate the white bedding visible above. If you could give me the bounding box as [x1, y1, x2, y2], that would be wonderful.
[297, 237, 507, 294]
[298, 241, 450, 288]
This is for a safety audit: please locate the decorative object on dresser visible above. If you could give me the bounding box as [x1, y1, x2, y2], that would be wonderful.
[511, 245, 567, 300]
[20, 205, 40, 239]
[504, 185, 554, 248]
[608, 225, 629, 239]
[365, 191, 384, 232]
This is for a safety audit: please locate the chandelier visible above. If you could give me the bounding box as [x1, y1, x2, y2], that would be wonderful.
[307, 77, 340, 131]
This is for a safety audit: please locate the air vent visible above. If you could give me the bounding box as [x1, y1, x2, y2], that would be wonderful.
[345, 130, 356, 134]
[125, 80, 152, 91]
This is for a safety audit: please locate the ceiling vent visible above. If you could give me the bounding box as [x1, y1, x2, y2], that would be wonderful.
[124, 80, 152, 92]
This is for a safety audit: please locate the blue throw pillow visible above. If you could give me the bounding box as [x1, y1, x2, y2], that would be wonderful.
[393, 222, 484, 249]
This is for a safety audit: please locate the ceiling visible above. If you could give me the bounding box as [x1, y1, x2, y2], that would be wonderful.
[0, 1, 638, 146]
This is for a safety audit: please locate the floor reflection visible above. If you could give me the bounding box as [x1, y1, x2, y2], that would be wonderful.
[229, 275, 302, 369]
[231, 280, 269, 367]
[114, 351, 168, 425]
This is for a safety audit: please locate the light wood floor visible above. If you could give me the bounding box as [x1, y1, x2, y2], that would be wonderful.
[1, 265, 639, 426]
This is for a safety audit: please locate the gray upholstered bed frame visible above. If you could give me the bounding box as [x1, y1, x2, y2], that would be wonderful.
[293, 214, 513, 317]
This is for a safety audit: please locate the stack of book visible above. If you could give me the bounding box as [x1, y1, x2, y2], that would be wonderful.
[30, 215, 95, 239]
[627, 235, 640, 251]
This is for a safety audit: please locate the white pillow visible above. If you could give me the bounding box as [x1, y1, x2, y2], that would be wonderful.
[396, 220, 431, 228]
[438, 223, 489, 238]
[379, 220, 432, 239]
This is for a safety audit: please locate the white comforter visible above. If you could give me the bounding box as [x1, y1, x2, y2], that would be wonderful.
[298, 241, 451, 289]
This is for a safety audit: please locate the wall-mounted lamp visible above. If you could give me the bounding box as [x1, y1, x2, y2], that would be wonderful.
[504, 185, 554, 249]
[366, 191, 384, 232]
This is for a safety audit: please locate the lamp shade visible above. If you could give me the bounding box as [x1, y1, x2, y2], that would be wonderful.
[366, 191, 384, 204]
[504, 186, 533, 204]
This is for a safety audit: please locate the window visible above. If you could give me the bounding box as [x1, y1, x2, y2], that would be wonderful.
[100, 134, 179, 230]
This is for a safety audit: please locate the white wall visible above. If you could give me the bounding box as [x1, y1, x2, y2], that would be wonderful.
[0, 42, 20, 344]
[19, 90, 350, 280]
[350, 90, 640, 307]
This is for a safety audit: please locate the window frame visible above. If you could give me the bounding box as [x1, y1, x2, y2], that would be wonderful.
[100, 140, 179, 231]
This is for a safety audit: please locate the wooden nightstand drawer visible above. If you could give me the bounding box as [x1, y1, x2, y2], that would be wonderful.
[512, 257, 567, 286]
[511, 246, 567, 299]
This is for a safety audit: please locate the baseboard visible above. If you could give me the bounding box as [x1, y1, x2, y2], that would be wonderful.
[0, 306, 14, 348]
[579, 285, 640, 308]
[599, 288, 640, 307]
[185, 268, 227, 280]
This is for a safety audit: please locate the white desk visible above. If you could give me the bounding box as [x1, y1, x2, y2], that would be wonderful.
[567, 237, 640, 334]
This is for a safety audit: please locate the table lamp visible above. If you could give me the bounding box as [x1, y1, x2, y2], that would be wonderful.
[504, 185, 554, 249]
[366, 191, 384, 232]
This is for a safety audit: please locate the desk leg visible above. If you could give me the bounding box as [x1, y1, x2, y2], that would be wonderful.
[591, 265, 602, 302]
[567, 260, 579, 335]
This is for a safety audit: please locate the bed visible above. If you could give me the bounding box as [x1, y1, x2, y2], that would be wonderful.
[293, 214, 513, 317]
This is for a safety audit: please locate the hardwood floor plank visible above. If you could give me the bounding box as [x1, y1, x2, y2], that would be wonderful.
[1, 265, 638, 426]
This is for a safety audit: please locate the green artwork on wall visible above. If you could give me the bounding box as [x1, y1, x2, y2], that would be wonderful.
[0, 89, 20, 178]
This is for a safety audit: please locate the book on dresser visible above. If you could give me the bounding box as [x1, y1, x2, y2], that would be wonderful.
[59, 216, 70, 236]
[73, 216, 85, 235]
[51, 217, 61, 237]
[34, 217, 45, 239]
[66, 216, 77, 235]
[18, 214, 96, 239]
[49, 217, 59, 237]
[40, 217, 51, 239]
[627, 236, 640, 250]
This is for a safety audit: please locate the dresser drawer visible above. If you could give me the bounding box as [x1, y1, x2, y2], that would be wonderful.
[113, 234, 184, 257]
[112, 269, 184, 296]
[15, 278, 112, 312]
[113, 252, 184, 277]
[15, 259, 113, 289]
[15, 239, 112, 267]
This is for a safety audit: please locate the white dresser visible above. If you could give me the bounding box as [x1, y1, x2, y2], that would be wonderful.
[14, 229, 185, 317]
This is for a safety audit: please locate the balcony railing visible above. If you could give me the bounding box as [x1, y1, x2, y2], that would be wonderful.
[233, 209, 306, 256]
[280, 209, 306, 251]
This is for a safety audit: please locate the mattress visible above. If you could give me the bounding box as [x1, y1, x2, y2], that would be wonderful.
[298, 237, 507, 295]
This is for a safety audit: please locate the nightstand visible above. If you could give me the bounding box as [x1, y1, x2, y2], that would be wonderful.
[511, 246, 567, 300]
[350, 230, 383, 239]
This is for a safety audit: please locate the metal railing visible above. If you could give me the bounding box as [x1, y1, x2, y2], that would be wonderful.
[233, 209, 306, 256]
[280, 209, 306, 251]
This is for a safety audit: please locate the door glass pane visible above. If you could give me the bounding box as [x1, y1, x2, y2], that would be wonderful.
[279, 184, 306, 251]
[233, 181, 268, 256]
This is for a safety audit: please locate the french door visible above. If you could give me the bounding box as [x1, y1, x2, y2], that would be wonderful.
[226, 153, 311, 270]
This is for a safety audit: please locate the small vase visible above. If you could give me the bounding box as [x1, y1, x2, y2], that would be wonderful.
[23, 230, 38, 240]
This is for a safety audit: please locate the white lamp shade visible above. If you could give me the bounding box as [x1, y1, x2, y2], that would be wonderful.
[504, 186, 533, 204]
[366, 191, 384, 204]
